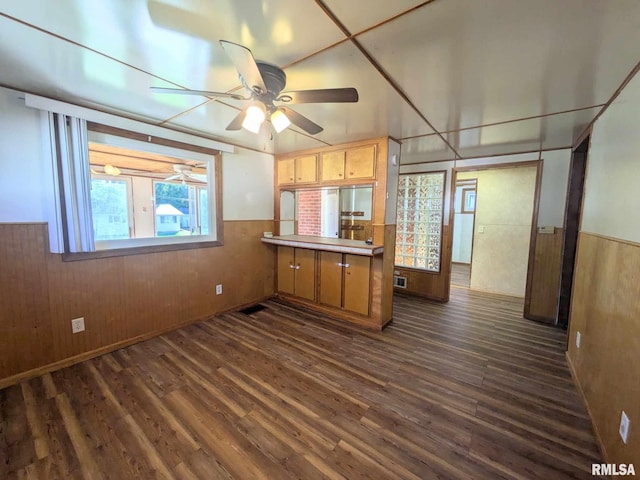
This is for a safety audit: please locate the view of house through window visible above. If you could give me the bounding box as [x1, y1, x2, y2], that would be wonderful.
[395, 172, 446, 272]
[88, 142, 211, 244]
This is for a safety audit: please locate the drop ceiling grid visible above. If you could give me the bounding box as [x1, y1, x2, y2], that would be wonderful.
[2, 1, 640, 156]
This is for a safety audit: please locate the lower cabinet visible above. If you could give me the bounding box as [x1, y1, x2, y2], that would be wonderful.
[277, 246, 315, 301]
[319, 252, 371, 316]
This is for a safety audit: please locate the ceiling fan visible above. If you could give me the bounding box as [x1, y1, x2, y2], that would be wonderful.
[151, 40, 359, 135]
[165, 164, 206, 184]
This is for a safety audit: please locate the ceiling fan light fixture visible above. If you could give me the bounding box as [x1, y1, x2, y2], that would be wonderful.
[104, 164, 121, 176]
[242, 103, 266, 133]
[271, 109, 291, 133]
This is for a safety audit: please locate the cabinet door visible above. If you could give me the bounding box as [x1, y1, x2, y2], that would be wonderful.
[320, 151, 345, 181]
[295, 155, 317, 183]
[277, 159, 295, 185]
[294, 248, 316, 301]
[345, 145, 376, 179]
[277, 246, 295, 294]
[319, 251, 342, 308]
[343, 254, 371, 315]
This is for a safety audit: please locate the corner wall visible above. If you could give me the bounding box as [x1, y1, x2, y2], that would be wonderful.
[0, 87, 276, 387]
[398, 150, 570, 313]
[567, 70, 640, 465]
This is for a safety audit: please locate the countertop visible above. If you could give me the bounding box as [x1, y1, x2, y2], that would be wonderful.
[261, 235, 383, 256]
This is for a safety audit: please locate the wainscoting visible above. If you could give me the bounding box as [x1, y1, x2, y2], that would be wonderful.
[0, 221, 275, 387]
[567, 232, 640, 466]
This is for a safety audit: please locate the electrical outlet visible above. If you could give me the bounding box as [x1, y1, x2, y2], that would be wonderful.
[478, 225, 485, 233]
[71, 317, 85, 334]
[216, 284, 223, 295]
[620, 411, 630, 444]
[576, 331, 581, 348]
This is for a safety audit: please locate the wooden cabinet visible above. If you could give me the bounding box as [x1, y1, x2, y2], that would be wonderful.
[277, 158, 295, 184]
[320, 151, 346, 181]
[277, 155, 317, 185]
[319, 252, 371, 316]
[320, 145, 376, 182]
[277, 246, 315, 301]
[345, 145, 376, 180]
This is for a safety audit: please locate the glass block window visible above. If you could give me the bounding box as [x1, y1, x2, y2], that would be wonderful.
[395, 172, 446, 272]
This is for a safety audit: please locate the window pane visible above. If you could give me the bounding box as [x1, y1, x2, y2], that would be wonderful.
[395, 172, 445, 272]
[199, 188, 209, 235]
[91, 179, 130, 240]
[154, 182, 191, 236]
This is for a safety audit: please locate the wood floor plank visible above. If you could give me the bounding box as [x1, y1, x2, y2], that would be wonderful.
[1, 288, 602, 479]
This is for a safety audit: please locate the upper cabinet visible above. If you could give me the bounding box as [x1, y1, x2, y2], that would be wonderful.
[346, 145, 376, 180]
[278, 142, 378, 187]
[320, 145, 376, 182]
[320, 151, 345, 181]
[277, 155, 317, 185]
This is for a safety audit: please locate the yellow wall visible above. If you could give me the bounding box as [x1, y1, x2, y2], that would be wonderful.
[458, 167, 537, 297]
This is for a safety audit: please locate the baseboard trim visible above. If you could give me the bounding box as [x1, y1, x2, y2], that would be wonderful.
[0, 295, 275, 390]
[565, 352, 608, 463]
[523, 312, 556, 325]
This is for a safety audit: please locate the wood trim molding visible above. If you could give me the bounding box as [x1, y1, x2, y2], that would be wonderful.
[579, 230, 640, 249]
[0, 294, 275, 390]
[88, 122, 220, 156]
[566, 352, 609, 463]
[523, 161, 544, 319]
[62, 239, 224, 261]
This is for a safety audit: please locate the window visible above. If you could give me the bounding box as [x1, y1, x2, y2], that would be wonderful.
[51, 114, 222, 257]
[90, 176, 132, 240]
[395, 172, 446, 272]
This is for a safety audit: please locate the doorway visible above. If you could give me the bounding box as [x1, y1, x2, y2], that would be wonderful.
[451, 179, 477, 288]
[450, 163, 540, 299]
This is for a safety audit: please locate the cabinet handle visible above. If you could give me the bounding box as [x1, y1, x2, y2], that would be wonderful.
[338, 173, 343, 177]
[337, 263, 350, 268]
[295, 264, 301, 270]
[349, 172, 354, 175]
[289, 264, 295, 269]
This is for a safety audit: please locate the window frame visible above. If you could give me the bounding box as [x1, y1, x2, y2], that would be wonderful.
[61, 122, 223, 261]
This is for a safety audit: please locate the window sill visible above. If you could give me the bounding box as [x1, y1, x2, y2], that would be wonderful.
[62, 239, 224, 261]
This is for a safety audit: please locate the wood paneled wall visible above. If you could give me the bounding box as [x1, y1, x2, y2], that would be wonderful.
[567, 232, 640, 465]
[525, 229, 564, 322]
[393, 225, 451, 302]
[0, 221, 275, 388]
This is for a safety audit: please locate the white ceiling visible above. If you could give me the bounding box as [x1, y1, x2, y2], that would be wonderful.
[1, 0, 639, 160]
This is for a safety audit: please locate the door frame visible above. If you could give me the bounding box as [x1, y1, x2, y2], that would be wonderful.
[449, 161, 543, 314]
[557, 134, 590, 328]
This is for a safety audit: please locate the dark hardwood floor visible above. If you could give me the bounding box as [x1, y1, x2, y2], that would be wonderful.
[1, 288, 602, 479]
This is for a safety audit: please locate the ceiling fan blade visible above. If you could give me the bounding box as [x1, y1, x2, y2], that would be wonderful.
[186, 173, 207, 182]
[220, 40, 267, 95]
[280, 107, 323, 135]
[151, 86, 247, 100]
[279, 88, 359, 104]
[165, 174, 182, 181]
[226, 109, 247, 131]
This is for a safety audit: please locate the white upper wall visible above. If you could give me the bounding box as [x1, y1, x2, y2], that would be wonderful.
[222, 148, 273, 220]
[400, 149, 571, 227]
[582, 71, 640, 243]
[0, 87, 274, 229]
[0, 88, 53, 223]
